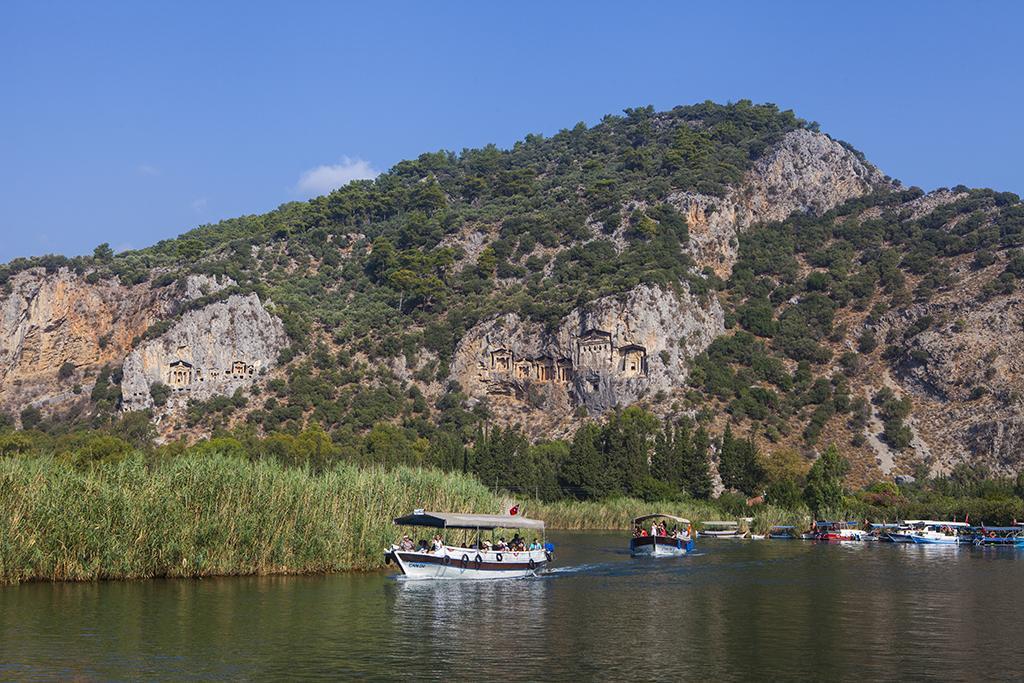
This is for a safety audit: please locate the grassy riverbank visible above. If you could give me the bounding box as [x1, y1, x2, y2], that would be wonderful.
[1, 454, 816, 584]
[0, 454, 502, 584]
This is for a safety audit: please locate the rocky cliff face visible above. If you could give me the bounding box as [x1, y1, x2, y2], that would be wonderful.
[121, 293, 288, 413]
[671, 130, 886, 275]
[0, 268, 169, 415]
[450, 284, 724, 433]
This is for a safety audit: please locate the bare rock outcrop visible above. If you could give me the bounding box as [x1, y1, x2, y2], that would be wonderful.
[0, 268, 168, 414]
[121, 293, 288, 412]
[450, 284, 724, 416]
[671, 130, 887, 275]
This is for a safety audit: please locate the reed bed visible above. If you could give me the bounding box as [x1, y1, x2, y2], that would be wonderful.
[0, 454, 502, 584]
[1, 454, 812, 584]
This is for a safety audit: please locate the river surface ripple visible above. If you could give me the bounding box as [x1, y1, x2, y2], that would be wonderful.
[2, 531, 1023, 681]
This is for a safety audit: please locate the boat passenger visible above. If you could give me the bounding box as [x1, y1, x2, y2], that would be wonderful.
[482, 539, 493, 550]
[431, 535, 444, 552]
[529, 539, 541, 551]
[399, 534, 415, 551]
[417, 540, 429, 552]
[496, 538, 509, 551]
[650, 523, 658, 537]
[640, 528, 648, 537]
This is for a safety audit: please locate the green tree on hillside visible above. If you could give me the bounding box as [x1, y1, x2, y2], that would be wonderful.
[718, 424, 764, 495]
[804, 443, 849, 514]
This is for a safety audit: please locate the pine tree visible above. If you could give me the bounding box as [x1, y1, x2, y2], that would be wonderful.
[680, 424, 713, 499]
[718, 424, 764, 495]
[804, 443, 849, 514]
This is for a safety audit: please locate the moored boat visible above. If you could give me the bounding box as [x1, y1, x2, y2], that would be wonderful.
[768, 525, 797, 539]
[972, 526, 1024, 548]
[815, 521, 866, 542]
[907, 521, 970, 545]
[699, 520, 746, 538]
[385, 510, 552, 580]
[630, 513, 695, 556]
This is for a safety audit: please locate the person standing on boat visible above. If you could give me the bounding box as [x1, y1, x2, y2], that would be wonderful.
[651, 522, 658, 537]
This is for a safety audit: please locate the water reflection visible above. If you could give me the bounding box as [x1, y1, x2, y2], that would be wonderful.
[1, 533, 1023, 681]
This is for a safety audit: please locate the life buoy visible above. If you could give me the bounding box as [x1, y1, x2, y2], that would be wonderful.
[442, 555, 451, 566]
[460, 554, 469, 568]
[495, 552, 503, 562]
[528, 558, 536, 570]
[474, 554, 483, 568]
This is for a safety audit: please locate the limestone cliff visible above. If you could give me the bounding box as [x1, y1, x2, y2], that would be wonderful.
[450, 284, 724, 434]
[671, 130, 886, 275]
[121, 293, 288, 413]
[0, 268, 169, 415]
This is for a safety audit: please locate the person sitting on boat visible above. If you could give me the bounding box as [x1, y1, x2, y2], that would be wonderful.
[417, 539, 429, 552]
[430, 535, 444, 552]
[481, 539, 493, 550]
[496, 538, 509, 551]
[529, 538, 541, 551]
[639, 528, 648, 537]
[399, 534, 414, 551]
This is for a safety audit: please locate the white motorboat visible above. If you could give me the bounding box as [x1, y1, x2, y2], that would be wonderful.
[385, 510, 552, 580]
[698, 521, 746, 538]
[815, 521, 866, 542]
[905, 521, 971, 545]
[630, 513, 695, 556]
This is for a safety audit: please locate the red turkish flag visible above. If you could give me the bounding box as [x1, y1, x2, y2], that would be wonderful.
[509, 504, 519, 516]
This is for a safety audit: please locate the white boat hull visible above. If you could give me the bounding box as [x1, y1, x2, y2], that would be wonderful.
[699, 530, 746, 538]
[387, 546, 550, 580]
[630, 536, 693, 556]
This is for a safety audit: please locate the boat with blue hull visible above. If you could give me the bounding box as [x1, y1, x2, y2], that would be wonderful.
[972, 526, 1024, 548]
[891, 521, 970, 545]
[630, 514, 695, 556]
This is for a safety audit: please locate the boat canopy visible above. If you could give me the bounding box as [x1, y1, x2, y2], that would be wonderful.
[918, 521, 971, 528]
[393, 510, 545, 531]
[702, 520, 739, 527]
[632, 513, 691, 525]
[970, 526, 1024, 532]
[869, 523, 900, 528]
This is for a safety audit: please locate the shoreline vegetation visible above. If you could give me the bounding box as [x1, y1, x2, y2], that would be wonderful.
[5, 451, 1022, 585]
[0, 453, 801, 585]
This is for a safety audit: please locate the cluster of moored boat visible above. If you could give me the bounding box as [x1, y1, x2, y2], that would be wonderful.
[384, 510, 1024, 580]
[769, 519, 1024, 546]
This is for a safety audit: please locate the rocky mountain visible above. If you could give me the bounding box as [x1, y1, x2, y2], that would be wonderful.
[2, 100, 1022, 483]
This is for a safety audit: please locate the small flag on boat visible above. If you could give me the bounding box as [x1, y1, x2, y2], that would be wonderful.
[509, 504, 519, 516]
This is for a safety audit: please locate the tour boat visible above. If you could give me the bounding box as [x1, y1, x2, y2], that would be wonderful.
[384, 510, 553, 580]
[629, 513, 695, 556]
[698, 520, 746, 538]
[768, 525, 797, 539]
[907, 521, 971, 545]
[865, 523, 899, 542]
[814, 521, 866, 542]
[886, 520, 926, 543]
[972, 526, 1024, 548]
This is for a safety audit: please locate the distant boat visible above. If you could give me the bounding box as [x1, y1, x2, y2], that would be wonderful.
[889, 520, 970, 545]
[750, 534, 766, 540]
[973, 526, 1024, 548]
[908, 521, 971, 545]
[865, 523, 900, 542]
[815, 521, 866, 542]
[629, 513, 695, 556]
[768, 525, 797, 539]
[699, 521, 746, 538]
[384, 510, 552, 580]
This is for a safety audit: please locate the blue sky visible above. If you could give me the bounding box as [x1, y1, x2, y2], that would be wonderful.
[1, 2, 1021, 262]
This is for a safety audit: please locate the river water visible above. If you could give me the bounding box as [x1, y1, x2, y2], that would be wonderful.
[2, 531, 1022, 681]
